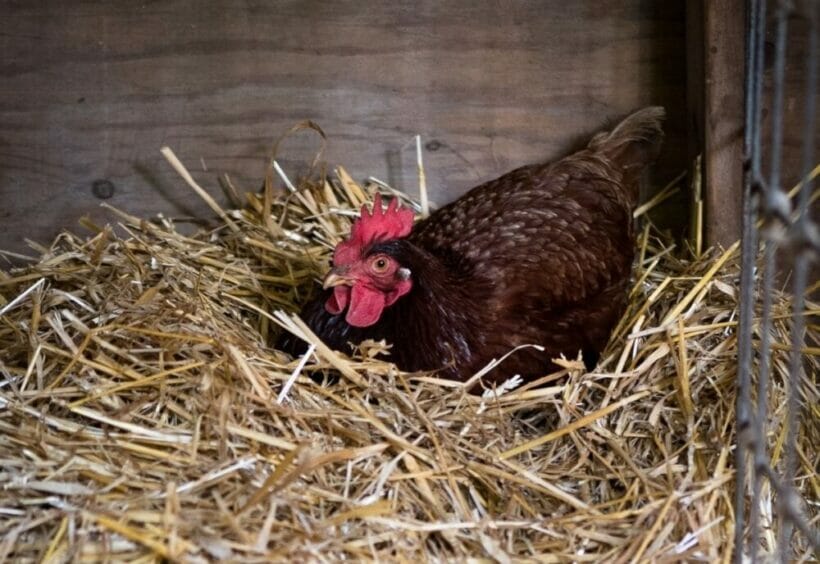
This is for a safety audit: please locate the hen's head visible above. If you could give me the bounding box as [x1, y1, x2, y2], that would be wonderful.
[323, 194, 415, 327]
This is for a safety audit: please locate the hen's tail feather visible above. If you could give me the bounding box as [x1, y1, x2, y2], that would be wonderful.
[587, 106, 665, 202]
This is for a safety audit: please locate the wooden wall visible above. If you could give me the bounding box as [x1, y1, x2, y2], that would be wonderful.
[759, 4, 820, 196]
[695, 0, 820, 249]
[0, 1, 691, 257]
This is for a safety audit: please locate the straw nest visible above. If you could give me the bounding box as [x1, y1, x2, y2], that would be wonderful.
[0, 146, 817, 563]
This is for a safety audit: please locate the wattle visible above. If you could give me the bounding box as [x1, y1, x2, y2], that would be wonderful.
[325, 286, 350, 315]
[345, 285, 386, 327]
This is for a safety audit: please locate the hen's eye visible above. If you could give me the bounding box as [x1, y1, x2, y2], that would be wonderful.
[371, 257, 389, 273]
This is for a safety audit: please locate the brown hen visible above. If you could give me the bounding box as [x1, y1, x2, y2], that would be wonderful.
[280, 107, 665, 386]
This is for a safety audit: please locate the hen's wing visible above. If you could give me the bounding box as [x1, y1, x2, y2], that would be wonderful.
[411, 106, 665, 323]
[411, 156, 634, 310]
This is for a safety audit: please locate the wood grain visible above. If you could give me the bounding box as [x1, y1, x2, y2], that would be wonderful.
[0, 0, 688, 256]
[703, 0, 745, 249]
[759, 2, 820, 196]
[690, 0, 819, 249]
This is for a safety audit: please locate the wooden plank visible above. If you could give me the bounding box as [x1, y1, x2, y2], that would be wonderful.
[0, 1, 688, 256]
[759, 2, 820, 195]
[703, 0, 746, 249]
[700, 1, 819, 249]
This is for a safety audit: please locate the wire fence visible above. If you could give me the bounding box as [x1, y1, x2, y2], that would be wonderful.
[734, 0, 819, 561]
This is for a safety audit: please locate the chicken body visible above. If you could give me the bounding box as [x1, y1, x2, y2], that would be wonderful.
[283, 107, 665, 385]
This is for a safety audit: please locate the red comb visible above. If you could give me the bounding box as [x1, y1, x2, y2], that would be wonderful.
[334, 194, 414, 263]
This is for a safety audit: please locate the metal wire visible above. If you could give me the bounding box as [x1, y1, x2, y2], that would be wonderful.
[737, 0, 820, 561]
[779, 0, 818, 559]
[734, 0, 766, 559]
[751, 0, 791, 560]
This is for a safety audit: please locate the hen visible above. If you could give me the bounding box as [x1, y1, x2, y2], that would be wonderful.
[280, 107, 665, 386]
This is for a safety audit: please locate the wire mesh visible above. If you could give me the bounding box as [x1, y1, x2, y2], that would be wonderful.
[735, 0, 819, 561]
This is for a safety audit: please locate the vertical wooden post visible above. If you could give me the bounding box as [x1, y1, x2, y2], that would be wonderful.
[702, 0, 747, 248]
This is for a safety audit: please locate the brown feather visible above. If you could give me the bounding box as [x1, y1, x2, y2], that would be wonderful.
[280, 107, 666, 388]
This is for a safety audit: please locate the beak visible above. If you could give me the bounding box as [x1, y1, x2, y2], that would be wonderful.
[322, 270, 356, 290]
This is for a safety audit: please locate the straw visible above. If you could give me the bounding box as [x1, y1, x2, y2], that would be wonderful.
[0, 149, 816, 561]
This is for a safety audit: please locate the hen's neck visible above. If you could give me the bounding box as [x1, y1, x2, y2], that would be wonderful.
[380, 241, 479, 374]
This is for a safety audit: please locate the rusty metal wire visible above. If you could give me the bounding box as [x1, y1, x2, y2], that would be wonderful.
[736, 0, 820, 562]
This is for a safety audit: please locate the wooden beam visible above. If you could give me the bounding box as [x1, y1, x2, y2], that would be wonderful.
[703, 0, 746, 248]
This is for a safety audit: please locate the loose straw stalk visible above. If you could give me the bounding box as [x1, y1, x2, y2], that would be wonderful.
[0, 148, 817, 562]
